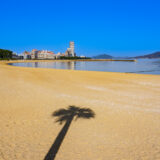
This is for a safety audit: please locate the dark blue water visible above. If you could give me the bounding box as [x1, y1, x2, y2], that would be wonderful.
[9, 59, 160, 75]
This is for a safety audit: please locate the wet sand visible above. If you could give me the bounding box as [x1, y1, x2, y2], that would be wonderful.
[0, 60, 160, 160]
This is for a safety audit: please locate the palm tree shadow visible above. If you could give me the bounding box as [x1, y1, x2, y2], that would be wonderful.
[44, 105, 95, 160]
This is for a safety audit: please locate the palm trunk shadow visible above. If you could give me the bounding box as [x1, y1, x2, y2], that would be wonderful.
[44, 116, 73, 160]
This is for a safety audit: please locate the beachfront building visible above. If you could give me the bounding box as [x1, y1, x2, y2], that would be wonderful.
[30, 49, 39, 59]
[36, 50, 56, 59]
[80, 55, 86, 58]
[23, 49, 56, 60]
[65, 41, 76, 57]
[23, 51, 31, 59]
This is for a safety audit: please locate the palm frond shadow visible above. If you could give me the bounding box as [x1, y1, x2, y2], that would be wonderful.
[44, 105, 95, 160]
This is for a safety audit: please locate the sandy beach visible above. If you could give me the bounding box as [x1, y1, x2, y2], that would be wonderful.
[0, 60, 160, 160]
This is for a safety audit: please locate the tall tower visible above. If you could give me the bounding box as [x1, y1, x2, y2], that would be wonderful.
[70, 41, 75, 57]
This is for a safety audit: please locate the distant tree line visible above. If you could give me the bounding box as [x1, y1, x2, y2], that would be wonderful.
[0, 49, 13, 60]
[59, 56, 91, 60]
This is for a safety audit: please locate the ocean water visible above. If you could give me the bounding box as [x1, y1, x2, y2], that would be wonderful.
[9, 59, 160, 75]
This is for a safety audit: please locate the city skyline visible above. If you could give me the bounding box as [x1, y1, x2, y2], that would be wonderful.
[22, 41, 77, 59]
[1, 0, 160, 57]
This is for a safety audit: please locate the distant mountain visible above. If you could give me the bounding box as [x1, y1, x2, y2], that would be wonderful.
[134, 52, 160, 59]
[92, 54, 113, 59]
[92, 52, 160, 60]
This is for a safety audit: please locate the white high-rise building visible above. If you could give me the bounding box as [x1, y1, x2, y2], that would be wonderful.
[65, 41, 76, 57]
[70, 41, 75, 57]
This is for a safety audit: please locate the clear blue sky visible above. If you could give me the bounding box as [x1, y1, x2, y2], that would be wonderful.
[0, 0, 160, 56]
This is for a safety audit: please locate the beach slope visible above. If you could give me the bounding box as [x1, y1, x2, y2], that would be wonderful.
[0, 61, 160, 160]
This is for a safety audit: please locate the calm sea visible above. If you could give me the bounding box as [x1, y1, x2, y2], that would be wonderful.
[9, 59, 160, 75]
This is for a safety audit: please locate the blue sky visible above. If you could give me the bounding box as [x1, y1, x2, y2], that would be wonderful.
[0, 0, 160, 56]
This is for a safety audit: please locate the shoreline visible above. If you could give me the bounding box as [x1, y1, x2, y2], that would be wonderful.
[4, 58, 137, 62]
[3, 59, 160, 77]
[0, 60, 160, 160]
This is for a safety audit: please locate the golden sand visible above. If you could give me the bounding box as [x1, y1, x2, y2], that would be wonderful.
[0, 60, 160, 160]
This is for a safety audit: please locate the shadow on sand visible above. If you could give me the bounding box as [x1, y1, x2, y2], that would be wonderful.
[44, 105, 95, 160]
